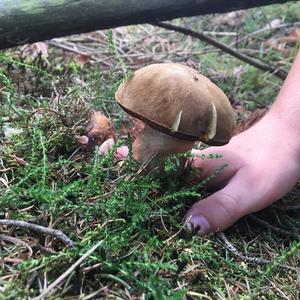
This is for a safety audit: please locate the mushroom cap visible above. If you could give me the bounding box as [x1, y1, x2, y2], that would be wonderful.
[115, 63, 234, 145]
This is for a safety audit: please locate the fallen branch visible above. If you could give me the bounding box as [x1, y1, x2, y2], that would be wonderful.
[0, 219, 75, 248]
[153, 22, 288, 81]
[245, 21, 300, 39]
[229, 21, 300, 48]
[0, 0, 293, 50]
[33, 240, 103, 300]
[217, 232, 299, 272]
[48, 39, 89, 56]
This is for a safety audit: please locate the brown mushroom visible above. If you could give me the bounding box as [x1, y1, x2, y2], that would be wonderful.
[115, 63, 234, 163]
[79, 111, 116, 155]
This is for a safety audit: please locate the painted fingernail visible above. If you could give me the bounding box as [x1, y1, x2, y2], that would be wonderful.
[186, 215, 211, 235]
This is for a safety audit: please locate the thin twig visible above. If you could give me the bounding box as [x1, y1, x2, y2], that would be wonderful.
[217, 232, 298, 272]
[99, 274, 131, 290]
[0, 234, 33, 257]
[245, 21, 300, 39]
[33, 240, 103, 300]
[82, 287, 107, 300]
[153, 22, 288, 81]
[202, 31, 237, 36]
[0, 219, 75, 248]
[49, 39, 112, 67]
[49, 39, 89, 56]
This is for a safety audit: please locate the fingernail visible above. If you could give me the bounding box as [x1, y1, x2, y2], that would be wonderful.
[186, 215, 211, 235]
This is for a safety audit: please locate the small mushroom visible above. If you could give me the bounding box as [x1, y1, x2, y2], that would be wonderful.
[115, 63, 234, 163]
[79, 111, 115, 155]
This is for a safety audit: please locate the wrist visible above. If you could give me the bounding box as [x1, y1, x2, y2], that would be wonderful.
[257, 110, 300, 156]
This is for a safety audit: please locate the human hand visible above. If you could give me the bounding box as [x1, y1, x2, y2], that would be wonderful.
[185, 115, 300, 234]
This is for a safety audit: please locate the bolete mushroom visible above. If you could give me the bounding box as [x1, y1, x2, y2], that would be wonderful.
[115, 63, 234, 163]
[79, 111, 115, 155]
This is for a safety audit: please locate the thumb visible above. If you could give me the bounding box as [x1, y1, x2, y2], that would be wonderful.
[185, 168, 258, 234]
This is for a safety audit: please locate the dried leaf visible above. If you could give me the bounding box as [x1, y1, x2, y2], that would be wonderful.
[9, 154, 28, 166]
[74, 54, 90, 66]
[266, 27, 300, 55]
[265, 38, 290, 55]
[83, 111, 115, 151]
[279, 27, 300, 44]
[211, 11, 246, 27]
[262, 18, 282, 31]
[21, 42, 48, 59]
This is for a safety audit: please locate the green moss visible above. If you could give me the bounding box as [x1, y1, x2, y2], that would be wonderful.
[0, 3, 299, 298]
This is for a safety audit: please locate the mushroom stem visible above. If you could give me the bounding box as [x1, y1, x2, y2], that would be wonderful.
[132, 125, 195, 163]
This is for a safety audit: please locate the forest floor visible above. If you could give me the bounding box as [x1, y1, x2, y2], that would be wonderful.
[0, 2, 300, 299]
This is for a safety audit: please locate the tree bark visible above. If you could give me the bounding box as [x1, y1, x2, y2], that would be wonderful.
[0, 0, 296, 50]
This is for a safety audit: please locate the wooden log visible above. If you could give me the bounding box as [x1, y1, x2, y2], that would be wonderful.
[0, 0, 296, 50]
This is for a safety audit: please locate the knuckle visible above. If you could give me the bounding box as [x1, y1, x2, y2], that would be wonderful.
[214, 192, 240, 224]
